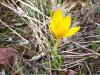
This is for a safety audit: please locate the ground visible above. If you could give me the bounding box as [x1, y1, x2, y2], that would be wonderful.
[0, 0, 100, 75]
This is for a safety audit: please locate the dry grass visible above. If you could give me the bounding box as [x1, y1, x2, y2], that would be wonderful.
[0, 0, 100, 75]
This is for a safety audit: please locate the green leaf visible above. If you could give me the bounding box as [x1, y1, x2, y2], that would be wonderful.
[96, 7, 100, 13]
[92, 43, 98, 51]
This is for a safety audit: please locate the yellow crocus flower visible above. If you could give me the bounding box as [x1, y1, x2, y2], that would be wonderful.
[50, 9, 80, 39]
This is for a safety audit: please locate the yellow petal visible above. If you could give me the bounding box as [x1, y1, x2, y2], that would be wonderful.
[54, 31, 67, 39]
[64, 26, 80, 38]
[50, 21, 56, 33]
[63, 16, 71, 30]
[52, 9, 63, 24]
[50, 9, 63, 34]
[54, 23, 67, 39]
[55, 16, 71, 34]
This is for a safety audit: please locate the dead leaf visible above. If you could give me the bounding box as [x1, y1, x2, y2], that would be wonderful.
[0, 48, 16, 66]
[0, 22, 6, 32]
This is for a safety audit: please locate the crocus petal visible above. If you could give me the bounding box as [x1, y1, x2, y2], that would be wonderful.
[50, 9, 63, 33]
[55, 15, 71, 35]
[54, 22, 68, 39]
[52, 9, 63, 24]
[64, 27, 80, 38]
[63, 16, 71, 30]
[50, 21, 56, 33]
[54, 31, 67, 39]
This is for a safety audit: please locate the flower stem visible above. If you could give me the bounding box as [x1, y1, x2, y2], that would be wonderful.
[55, 39, 60, 55]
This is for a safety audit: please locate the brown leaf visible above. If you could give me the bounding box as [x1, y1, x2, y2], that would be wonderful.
[0, 48, 16, 66]
[0, 22, 6, 32]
